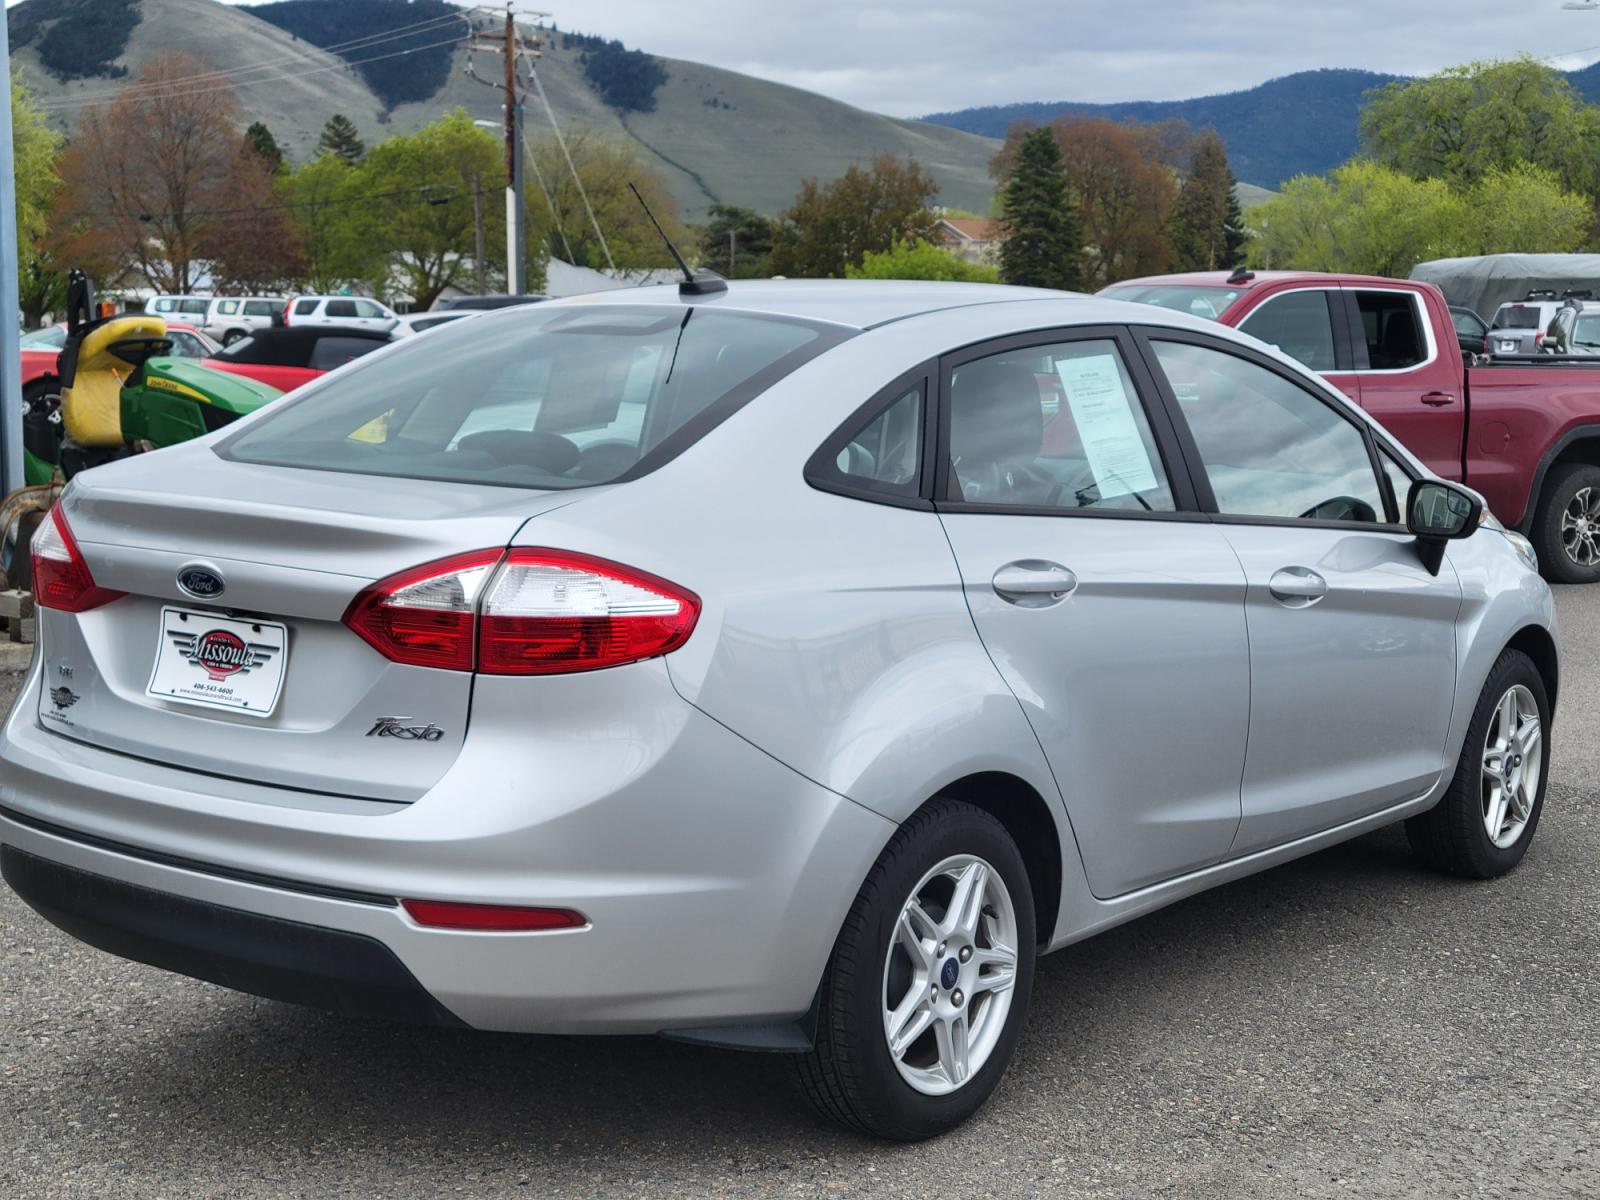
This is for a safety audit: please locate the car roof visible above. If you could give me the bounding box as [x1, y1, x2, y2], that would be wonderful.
[1108, 269, 1436, 292]
[547, 279, 1075, 330]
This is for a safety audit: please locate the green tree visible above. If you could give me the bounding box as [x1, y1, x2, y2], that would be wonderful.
[13, 76, 63, 261]
[355, 110, 503, 308]
[847, 238, 999, 282]
[1461, 164, 1591, 255]
[317, 113, 367, 164]
[768, 154, 939, 278]
[698, 204, 774, 277]
[995, 126, 1081, 289]
[280, 154, 383, 291]
[1168, 130, 1244, 271]
[244, 121, 285, 173]
[1360, 58, 1600, 194]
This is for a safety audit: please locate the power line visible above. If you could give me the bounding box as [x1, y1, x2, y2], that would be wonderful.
[527, 63, 616, 270]
[67, 181, 472, 222]
[39, 28, 471, 114]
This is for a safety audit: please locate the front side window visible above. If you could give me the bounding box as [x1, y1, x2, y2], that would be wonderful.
[154, 298, 176, 313]
[1378, 446, 1412, 524]
[946, 338, 1174, 512]
[1152, 339, 1384, 524]
[1236, 291, 1337, 371]
[1354, 291, 1428, 370]
[1451, 309, 1484, 337]
[225, 305, 844, 490]
[354, 299, 386, 318]
[169, 331, 206, 358]
[309, 336, 385, 371]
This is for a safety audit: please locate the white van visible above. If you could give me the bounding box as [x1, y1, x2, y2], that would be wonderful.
[284, 295, 399, 333]
[145, 295, 212, 321]
[203, 297, 287, 346]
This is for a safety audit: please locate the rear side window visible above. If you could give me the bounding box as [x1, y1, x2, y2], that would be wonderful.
[293, 299, 319, 316]
[325, 300, 359, 319]
[309, 336, 383, 371]
[1236, 291, 1337, 371]
[180, 299, 209, 315]
[1354, 291, 1428, 370]
[809, 381, 924, 501]
[216, 300, 240, 315]
[224, 305, 847, 490]
[153, 298, 175, 313]
[243, 300, 276, 317]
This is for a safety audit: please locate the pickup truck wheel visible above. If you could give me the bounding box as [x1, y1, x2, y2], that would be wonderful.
[1534, 463, 1600, 584]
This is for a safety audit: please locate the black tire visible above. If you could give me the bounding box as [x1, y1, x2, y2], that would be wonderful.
[792, 798, 1036, 1141]
[1532, 462, 1600, 584]
[1406, 649, 1550, 879]
[223, 329, 245, 346]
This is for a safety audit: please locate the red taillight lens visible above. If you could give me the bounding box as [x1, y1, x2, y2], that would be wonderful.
[343, 548, 698, 675]
[31, 504, 125, 613]
[478, 549, 699, 675]
[402, 898, 587, 931]
[341, 549, 499, 671]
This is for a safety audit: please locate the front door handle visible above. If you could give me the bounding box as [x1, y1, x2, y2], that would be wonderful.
[1421, 392, 1456, 407]
[993, 561, 1078, 607]
[1268, 566, 1328, 607]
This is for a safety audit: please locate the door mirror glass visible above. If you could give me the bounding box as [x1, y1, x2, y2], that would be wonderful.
[1408, 480, 1480, 539]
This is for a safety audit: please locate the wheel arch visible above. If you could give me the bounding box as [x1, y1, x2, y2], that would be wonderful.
[928, 772, 1063, 950]
[1506, 623, 1560, 714]
[1521, 425, 1600, 533]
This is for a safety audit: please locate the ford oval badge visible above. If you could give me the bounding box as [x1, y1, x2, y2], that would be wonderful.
[177, 566, 225, 601]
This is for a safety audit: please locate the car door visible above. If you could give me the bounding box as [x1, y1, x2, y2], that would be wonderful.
[1137, 330, 1462, 854]
[1233, 286, 1362, 406]
[1341, 286, 1466, 481]
[934, 328, 1252, 898]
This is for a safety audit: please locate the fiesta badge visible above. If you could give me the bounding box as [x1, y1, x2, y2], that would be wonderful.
[177, 566, 225, 600]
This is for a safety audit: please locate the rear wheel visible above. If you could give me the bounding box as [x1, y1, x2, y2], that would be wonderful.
[223, 329, 246, 346]
[793, 798, 1035, 1140]
[1406, 649, 1549, 878]
[1533, 462, 1600, 583]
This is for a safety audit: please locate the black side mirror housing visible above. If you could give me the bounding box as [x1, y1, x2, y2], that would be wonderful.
[1408, 479, 1483, 575]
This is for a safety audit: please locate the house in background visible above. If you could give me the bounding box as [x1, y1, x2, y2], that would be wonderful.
[934, 216, 1000, 265]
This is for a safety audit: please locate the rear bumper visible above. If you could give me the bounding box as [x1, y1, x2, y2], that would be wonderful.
[0, 656, 895, 1035]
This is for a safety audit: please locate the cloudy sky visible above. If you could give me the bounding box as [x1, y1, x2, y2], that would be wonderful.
[13, 0, 1600, 116]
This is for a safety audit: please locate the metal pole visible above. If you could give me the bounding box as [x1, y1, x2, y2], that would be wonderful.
[502, 7, 526, 295]
[509, 101, 526, 293]
[473, 173, 487, 294]
[728, 229, 736, 276]
[0, 17, 24, 497]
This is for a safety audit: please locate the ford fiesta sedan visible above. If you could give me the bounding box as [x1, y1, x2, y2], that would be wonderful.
[0, 281, 1558, 1140]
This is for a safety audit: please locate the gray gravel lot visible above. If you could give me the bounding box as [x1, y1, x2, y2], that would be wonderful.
[2, 591, 1598, 1199]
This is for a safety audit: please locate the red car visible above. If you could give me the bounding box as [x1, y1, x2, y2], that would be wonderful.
[21, 321, 218, 403]
[1103, 269, 1600, 582]
[201, 326, 393, 393]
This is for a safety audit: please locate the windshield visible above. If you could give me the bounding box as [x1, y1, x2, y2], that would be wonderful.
[223, 304, 849, 489]
[1099, 284, 1243, 321]
[1573, 314, 1600, 349]
[20, 326, 65, 350]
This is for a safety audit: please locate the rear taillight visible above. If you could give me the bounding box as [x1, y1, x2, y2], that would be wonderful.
[342, 548, 699, 675]
[31, 503, 125, 613]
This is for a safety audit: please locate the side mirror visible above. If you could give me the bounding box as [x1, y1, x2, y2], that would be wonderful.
[1408, 479, 1482, 575]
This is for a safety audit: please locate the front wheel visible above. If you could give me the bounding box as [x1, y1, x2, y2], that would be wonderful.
[1406, 649, 1550, 878]
[222, 329, 245, 346]
[793, 798, 1036, 1140]
[1532, 462, 1600, 583]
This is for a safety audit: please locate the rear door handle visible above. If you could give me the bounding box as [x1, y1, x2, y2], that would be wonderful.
[1268, 566, 1327, 606]
[993, 561, 1078, 607]
[1421, 392, 1456, 407]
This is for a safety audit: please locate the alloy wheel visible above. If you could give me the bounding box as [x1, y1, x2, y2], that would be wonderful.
[881, 854, 1019, 1096]
[1482, 684, 1542, 850]
[1560, 486, 1600, 566]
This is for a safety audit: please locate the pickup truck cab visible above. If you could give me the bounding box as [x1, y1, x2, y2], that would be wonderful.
[1103, 270, 1600, 582]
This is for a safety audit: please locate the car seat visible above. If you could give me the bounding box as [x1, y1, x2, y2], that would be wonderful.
[949, 358, 1052, 504]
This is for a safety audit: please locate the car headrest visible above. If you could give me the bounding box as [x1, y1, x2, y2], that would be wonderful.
[950, 358, 1043, 466]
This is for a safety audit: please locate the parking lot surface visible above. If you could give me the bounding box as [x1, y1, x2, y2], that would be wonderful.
[1, 589, 1597, 1200]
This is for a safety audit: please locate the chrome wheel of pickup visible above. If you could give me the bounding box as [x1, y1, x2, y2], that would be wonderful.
[1560, 485, 1600, 566]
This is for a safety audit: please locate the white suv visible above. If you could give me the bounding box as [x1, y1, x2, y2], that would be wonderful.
[285, 295, 399, 333]
[144, 295, 212, 322]
[203, 297, 287, 346]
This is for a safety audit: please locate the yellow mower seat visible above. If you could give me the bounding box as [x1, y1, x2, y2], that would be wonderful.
[61, 315, 168, 447]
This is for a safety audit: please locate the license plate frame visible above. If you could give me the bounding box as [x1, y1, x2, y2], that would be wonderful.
[145, 606, 288, 718]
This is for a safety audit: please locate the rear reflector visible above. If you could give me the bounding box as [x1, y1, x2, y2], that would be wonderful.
[32, 503, 126, 614]
[342, 547, 699, 675]
[402, 898, 587, 931]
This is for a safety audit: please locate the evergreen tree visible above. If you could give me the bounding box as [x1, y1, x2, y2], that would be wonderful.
[997, 127, 1081, 290]
[1168, 130, 1241, 271]
[244, 121, 284, 172]
[318, 114, 366, 164]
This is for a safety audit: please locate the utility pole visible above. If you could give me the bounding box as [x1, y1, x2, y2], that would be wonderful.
[0, 13, 23, 496]
[468, 5, 544, 295]
[728, 229, 736, 277]
[472, 174, 487, 294]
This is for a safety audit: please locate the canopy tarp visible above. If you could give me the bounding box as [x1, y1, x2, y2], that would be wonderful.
[1410, 254, 1600, 320]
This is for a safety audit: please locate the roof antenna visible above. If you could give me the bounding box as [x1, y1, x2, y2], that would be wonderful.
[628, 181, 727, 297]
[1227, 265, 1256, 284]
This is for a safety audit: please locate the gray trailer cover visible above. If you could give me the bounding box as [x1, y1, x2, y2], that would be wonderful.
[1411, 254, 1600, 320]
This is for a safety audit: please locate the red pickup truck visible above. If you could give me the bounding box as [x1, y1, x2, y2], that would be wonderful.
[1103, 270, 1600, 583]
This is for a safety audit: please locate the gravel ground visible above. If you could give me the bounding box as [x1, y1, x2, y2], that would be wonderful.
[2, 590, 1598, 1199]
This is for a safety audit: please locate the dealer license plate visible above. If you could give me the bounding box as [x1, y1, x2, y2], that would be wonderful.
[145, 607, 288, 717]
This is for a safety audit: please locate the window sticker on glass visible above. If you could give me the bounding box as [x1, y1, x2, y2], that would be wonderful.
[1053, 353, 1159, 497]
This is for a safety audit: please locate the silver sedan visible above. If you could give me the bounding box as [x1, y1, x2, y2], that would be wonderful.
[0, 281, 1557, 1140]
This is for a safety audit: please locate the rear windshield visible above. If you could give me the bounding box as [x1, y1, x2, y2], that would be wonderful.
[1099, 284, 1242, 321]
[222, 304, 848, 489]
[1492, 305, 1543, 330]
